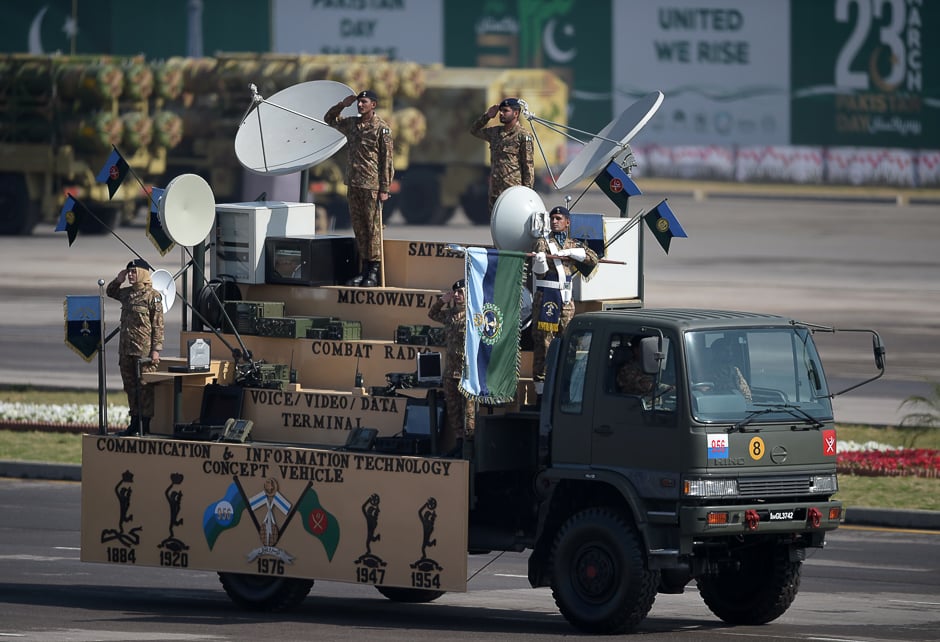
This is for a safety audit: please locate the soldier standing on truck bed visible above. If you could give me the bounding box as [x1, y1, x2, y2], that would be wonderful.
[469, 97, 535, 217]
[107, 258, 164, 436]
[325, 90, 394, 288]
[427, 278, 474, 455]
[530, 206, 598, 398]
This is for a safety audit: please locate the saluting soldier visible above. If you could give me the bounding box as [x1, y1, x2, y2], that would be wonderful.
[469, 97, 535, 217]
[325, 89, 394, 288]
[428, 279, 474, 455]
[107, 258, 164, 436]
[530, 206, 598, 398]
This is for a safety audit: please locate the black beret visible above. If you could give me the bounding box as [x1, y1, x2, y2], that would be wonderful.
[549, 206, 570, 218]
[357, 90, 378, 102]
[452, 279, 465, 291]
[126, 258, 152, 270]
[499, 97, 521, 110]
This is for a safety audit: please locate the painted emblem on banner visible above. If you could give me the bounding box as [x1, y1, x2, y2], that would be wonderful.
[609, 177, 623, 192]
[656, 217, 670, 233]
[203, 477, 340, 565]
[473, 303, 504, 345]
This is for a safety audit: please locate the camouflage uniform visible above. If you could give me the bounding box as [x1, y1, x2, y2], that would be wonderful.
[428, 296, 474, 453]
[325, 104, 394, 263]
[617, 360, 654, 395]
[107, 268, 164, 419]
[469, 114, 534, 215]
[530, 235, 598, 385]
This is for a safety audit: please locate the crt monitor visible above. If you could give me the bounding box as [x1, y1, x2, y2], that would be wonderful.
[416, 351, 442, 384]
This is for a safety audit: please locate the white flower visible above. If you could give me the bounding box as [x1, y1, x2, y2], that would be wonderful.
[0, 401, 129, 428]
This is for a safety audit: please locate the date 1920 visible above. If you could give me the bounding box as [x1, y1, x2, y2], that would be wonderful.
[160, 550, 189, 568]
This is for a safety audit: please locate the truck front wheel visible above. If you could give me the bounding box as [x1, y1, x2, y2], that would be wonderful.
[549, 507, 658, 634]
[375, 586, 445, 603]
[696, 541, 801, 625]
[217, 572, 313, 611]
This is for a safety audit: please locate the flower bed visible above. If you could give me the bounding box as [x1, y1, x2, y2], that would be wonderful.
[837, 447, 940, 478]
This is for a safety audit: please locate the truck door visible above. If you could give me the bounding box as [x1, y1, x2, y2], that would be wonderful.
[591, 330, 680, 474]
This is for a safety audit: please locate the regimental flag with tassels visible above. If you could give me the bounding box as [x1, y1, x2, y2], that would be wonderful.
[295, 483, 340, 561]
[95, 147, 129, 199]
[644, 198, 687, 254]
[55, 194, 88, 246]
[146, 186, 175, 255]
[64, 295, 101, 362]
[203, 482, 248, 550]
[461, 247, 527, 404]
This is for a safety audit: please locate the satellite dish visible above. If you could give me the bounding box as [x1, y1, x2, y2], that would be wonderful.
[490, 185, 547, 252]
[234, 80, 358, 176]
[555, 91, 664, 190]
[159, 173, 216, 247]
[151, 269, 177, 314]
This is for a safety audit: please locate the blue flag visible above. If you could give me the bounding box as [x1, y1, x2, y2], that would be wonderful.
[64, 295, 102, 362]
[55, 194, 87, 246]
[460, 247, 527, 404]
[645, 199, 687, 254]
[95, 148, 129, 199]
[203, 482, 248, 550]
[594, 162, 641, 215]
[146, 187, 175, 255]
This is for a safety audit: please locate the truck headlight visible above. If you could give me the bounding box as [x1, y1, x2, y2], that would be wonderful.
[809, 474, 838, 493]
[683, 478, 739, 498]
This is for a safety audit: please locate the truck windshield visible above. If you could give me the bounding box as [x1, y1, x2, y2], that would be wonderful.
[685, 327, 833, 424]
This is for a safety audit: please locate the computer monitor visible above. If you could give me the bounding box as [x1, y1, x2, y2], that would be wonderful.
[416, 351, 442, 385]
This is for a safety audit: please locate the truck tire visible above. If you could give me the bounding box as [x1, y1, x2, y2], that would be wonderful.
[375, 586, 445, 603]
[0, 173, 38, 236]
[399, 167, 447, 225]
[217, 572, 313, 611]
[549, 507, 658, 634]
[459, 180, 490, 225]
[696, 541, 801, 625]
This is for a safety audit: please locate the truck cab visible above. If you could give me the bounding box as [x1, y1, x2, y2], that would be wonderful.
[471, 308, 880, 634]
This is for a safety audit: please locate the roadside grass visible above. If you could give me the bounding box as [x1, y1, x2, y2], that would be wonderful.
[1, 386, 938, 512]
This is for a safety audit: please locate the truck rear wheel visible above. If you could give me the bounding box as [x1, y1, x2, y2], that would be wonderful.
[0, 173, 38, 236]
[375, 586, 445, 603]
[400, 167, 449, 224]
[217, 572, 313, 611]
[549, 507, 658, 634]
[696, 541, 801, 625]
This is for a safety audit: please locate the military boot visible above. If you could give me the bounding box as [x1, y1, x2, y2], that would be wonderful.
[119, 415, 140, 436]
[141, 417, 151, 436]
[360, 261, 381, 287]
[346, 264, 365, 287]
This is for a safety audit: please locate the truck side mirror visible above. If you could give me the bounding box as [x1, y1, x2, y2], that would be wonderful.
[872, 333, 886, 371]
[640, 336, 661, 375]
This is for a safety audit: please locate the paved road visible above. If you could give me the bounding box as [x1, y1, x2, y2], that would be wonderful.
[1, 479, 938, 641]
[1, 188, 936, 426]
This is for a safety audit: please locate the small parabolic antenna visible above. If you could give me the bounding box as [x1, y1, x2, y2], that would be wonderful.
[234, 80, 359, 176]
[159, 173, 216, 247]
[490, 185, 548, 252]
[555, 91, 664, 190]
[151, 269, 177, 314]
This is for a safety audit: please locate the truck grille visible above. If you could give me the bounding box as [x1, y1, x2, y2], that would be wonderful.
[737, 476, 810, 498]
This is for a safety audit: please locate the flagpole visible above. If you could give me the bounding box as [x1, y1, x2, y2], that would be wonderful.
[97, 279, 108, 435]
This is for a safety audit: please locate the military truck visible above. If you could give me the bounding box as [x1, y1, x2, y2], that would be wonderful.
[80, 232, 884, 632]
[0, 54, 176, 235]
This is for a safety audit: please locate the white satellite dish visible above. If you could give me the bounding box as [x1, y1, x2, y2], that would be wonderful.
[234, 80, 358, 176]
[555, 91, 664, 190]
[159, 173, 216, 247]
[151, 269, 177, 314]
[490, 185, 548, 252]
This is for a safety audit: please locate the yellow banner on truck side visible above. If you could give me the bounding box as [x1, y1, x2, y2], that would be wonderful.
[81, 436, 469, 592]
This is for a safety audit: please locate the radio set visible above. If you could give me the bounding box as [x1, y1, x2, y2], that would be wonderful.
[222, 300, 286, 335]
[395, 324, 445, 346]
[305, 319, 363, 341]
